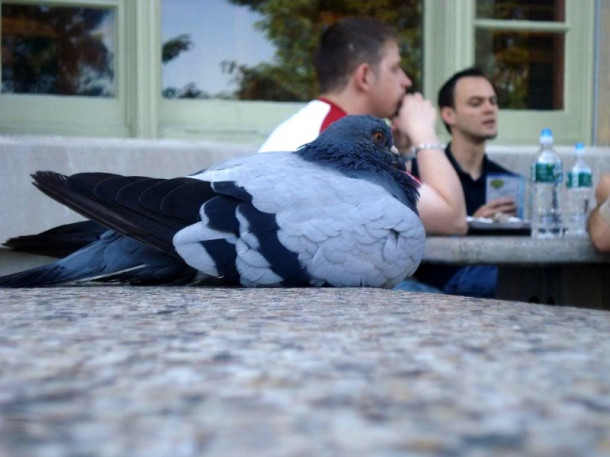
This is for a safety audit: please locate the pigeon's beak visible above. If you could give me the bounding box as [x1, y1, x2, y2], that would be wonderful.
[389, 145, 407, 171]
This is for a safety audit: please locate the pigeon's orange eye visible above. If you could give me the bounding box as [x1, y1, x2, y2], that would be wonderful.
[372, 131, 385, 144]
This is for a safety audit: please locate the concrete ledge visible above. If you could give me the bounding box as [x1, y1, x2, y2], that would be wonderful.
[1, 287, 609, 456]
[424, 236, 610, 266]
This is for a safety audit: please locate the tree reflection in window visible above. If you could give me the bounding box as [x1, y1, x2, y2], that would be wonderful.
[475, 0, 565, 110]
[226, 0, 423, 101]
[476, 30, 564, 110]
[161, 0, 422, 101]
[1, 4, 115, 96]
[476, 0, 563, 21]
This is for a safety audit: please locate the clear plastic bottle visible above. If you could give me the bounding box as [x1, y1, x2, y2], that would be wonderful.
[530, 128, 563, 238]
[564, 142, 593, 238]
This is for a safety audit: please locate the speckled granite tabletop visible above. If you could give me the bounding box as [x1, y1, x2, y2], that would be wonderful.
[1, 287, 609, 457]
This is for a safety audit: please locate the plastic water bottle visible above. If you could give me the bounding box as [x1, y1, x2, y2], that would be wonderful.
[530, 128, 563, 238]
[564, 142, 593, 237]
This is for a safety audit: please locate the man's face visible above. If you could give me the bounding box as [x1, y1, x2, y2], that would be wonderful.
[367, 41, 412, 118]
[446, 76, 498, 141]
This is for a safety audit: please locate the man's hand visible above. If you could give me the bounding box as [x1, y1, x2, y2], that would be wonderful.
[392, 93, 437, 145]
[473, 197, 517, 219]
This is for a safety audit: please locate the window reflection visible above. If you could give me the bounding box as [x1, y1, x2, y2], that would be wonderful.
[161, 0, 422, 101]
[1, 4, 115, 97]
[475, 30, 564, 110]
[161, 0, 273, 100]
[476, 0, 564, 21]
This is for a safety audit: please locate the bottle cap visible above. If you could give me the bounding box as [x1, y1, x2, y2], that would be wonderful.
[540, 128, 553, 145]
[574, 142, 585, 156]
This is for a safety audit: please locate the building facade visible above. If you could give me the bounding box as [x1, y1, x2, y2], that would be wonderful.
[0, 0, 607, 147]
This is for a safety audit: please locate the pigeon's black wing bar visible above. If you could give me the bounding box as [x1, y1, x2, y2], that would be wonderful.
[31, 171, 216, 256]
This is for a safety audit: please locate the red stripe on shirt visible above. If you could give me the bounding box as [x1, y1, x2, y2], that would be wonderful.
[318, 97, 348, 133]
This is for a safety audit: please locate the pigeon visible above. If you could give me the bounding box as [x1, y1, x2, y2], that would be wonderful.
[0, 115, 425, 288]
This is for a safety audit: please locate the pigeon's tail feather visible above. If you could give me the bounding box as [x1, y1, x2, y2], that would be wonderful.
[0, 231, 121, 287]
[0, 261, 197, 288]
[0, 262, 79, 288]
[30, 172, 214, 257]
[0, 231, 199, 288]
[0, 263, 149, 288]
[3, 220, 106, 258]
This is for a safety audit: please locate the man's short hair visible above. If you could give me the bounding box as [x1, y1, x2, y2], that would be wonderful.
[314, 17, 399, 94]
[437, 67, 492, 133]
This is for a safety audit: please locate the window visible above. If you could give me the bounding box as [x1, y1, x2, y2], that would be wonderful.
[0, 0, 127, 136]
[2, 3, 115, 96]
[161, 0, 423, 100]
[161, 0, 273, 100]
[158, 0, 424, 143]
[425, 0, 594, 145]
[475, 0, 566, 110]
[0, 0, 596, 145]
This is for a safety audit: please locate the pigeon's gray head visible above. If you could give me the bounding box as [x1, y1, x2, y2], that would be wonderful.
[297, 115, 420, 213]
[299, 115, 404, 168]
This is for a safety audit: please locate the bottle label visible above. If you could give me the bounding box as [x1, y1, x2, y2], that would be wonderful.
[567, 171, 593, 188]
[533, 163, 562, 183]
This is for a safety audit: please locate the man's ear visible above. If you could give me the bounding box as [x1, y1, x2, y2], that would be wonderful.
[353, 63, 372, 92]
[441, 106, 456, 129]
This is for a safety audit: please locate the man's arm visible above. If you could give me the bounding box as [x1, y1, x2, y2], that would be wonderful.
[588, 173, 610, 253]
[393, 93, 467, 235]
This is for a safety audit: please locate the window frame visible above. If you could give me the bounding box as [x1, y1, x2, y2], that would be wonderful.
[0, 0, 136, 136]
[424, 0, 595, 145]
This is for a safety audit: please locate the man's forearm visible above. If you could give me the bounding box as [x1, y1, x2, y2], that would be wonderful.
[393, 93, 467, 235]
[415, 145, 467, 235]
